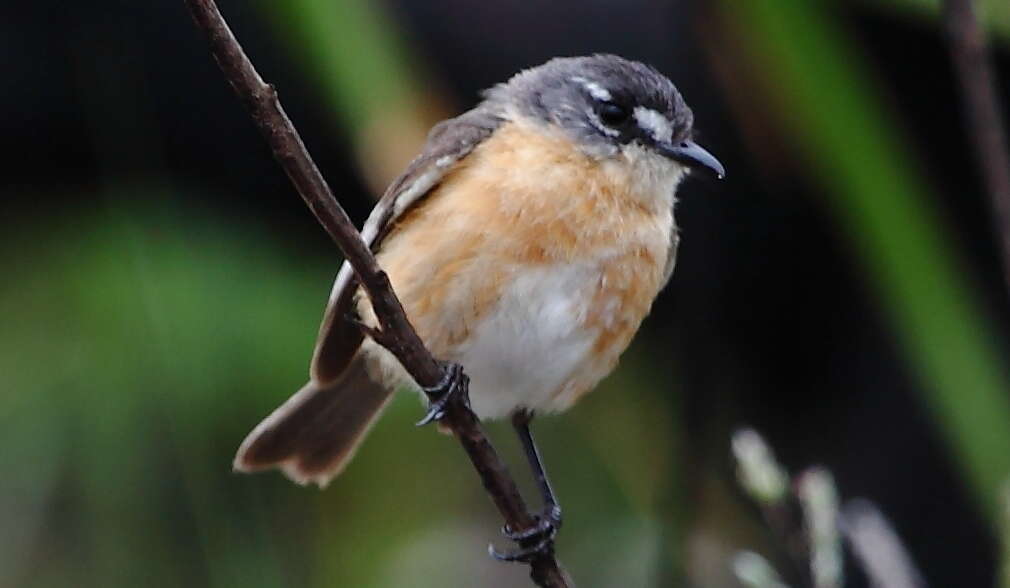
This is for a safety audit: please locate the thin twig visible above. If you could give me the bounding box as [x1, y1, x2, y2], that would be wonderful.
[942, 0, 1010, 293]
[732, 428, 812, 587]
[182, 1, 570, 585]
[839, 499, 925, 588]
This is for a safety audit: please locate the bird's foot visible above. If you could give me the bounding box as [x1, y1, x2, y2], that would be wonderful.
[489, 505, 563, 563]
[416, 361, 470, 426]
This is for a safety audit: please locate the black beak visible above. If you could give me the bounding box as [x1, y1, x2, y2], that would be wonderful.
[657, 140, 725, 179]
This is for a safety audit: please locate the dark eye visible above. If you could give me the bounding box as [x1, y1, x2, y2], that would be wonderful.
[598, 101, 630, 126]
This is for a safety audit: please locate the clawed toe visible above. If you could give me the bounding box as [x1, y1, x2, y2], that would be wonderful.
[416, 362, 469, 426]
[489, 536, 555, 563]
[489, 507, 562, 563]
[502, 507, 562, 541]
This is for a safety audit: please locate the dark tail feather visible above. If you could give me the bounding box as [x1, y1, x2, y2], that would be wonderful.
[233, 353, 393, 487]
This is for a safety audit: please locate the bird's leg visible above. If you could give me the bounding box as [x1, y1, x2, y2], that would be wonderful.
[491, 409, 563, 562]
[514, 410, 563, 526]
[416, 361, 470, 426]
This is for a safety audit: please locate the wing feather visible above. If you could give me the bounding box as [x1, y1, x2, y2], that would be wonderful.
[660, 230, 680, 289]
[310, 107, 502, 383]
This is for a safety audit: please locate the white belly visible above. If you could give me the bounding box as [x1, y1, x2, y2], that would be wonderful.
[450, 262, 601, 420]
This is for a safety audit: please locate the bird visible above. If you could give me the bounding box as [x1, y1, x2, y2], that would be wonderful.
[233, 54, 722, 555]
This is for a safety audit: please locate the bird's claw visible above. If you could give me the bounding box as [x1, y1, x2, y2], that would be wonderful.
[489, 506, 562, 563]
[416, 362, 469, 426]
[488, 536, 555, 563]
[503, 505, 562, 541]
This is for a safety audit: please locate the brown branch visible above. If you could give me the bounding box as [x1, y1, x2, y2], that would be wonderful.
[182, 1, 570, 585]
[942, 0, 1010, 294]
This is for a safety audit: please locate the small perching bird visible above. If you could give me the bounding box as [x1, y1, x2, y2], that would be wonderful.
[234, 53, 723, 556]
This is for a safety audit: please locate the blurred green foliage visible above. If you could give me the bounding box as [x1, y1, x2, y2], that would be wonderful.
[732, 0, 1010, 515]
[873, 0, 1010, 40]
[6, 0, 1010, 586]
[256, 0, 422, 131]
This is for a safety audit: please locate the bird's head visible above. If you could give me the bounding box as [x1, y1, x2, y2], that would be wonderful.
[486, 54, 724, 183]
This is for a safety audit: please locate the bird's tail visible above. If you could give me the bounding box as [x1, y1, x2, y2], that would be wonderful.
[233, 353, 393, 488]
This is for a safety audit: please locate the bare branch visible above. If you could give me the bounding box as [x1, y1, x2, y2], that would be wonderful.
[182, 1, 570, 585]
[942, 0, 1010, 294]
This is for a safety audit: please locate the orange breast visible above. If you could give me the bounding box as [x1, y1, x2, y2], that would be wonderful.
[367, 121, 674, 412]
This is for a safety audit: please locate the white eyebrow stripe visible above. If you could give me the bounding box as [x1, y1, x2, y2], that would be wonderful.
[633, 107, 673, 143]
[571, 76, 612, 102]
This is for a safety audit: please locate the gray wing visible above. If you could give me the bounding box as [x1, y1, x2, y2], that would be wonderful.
[310, 107, 503, 383]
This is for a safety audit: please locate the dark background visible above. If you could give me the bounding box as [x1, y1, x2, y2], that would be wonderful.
[3, 1, 1010, 586]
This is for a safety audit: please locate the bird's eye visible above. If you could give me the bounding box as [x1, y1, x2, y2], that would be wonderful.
[598, 101, 630, 126]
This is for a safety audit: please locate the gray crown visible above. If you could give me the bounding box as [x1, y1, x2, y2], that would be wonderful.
[483, 54, 695, 157]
